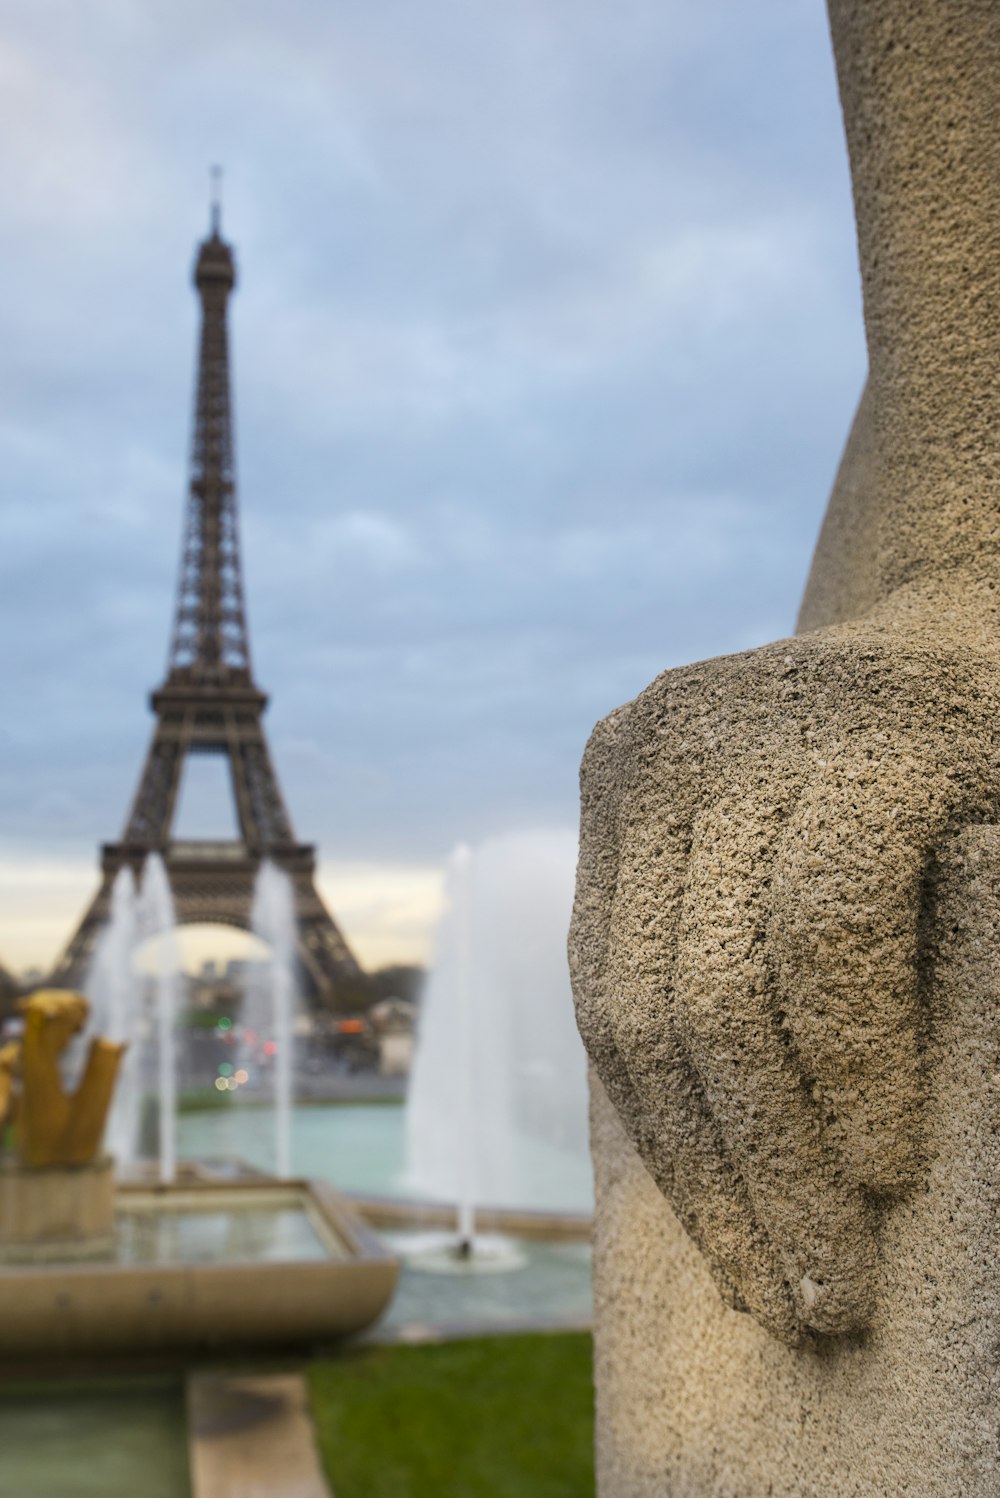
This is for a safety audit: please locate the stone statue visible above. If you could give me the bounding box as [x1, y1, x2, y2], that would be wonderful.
[0, 1038, 19, 1133]
[570, 1, 1000, 1491]
[2, 990, 124, 1168]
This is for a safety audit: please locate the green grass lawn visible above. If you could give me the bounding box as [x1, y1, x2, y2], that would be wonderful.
[309, 1332, 595, 1498]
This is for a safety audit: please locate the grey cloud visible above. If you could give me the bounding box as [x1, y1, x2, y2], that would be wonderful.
[0, 0, 865, 946]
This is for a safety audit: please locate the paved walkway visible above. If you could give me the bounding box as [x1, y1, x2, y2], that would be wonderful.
[187, 1372, 331, 1498]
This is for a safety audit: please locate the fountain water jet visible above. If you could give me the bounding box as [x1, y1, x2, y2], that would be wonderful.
[250, 862, 297, 1179]
[85, 866, 141, 1169]
[452, 844, 475, 1254]
[405, 830, 591, 1266]
[137, 855, 181, 1185]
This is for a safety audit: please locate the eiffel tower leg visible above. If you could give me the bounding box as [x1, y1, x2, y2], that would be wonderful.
[227, 716, 294, 847]
[50, 718, 187, 990]
[291, 871, 367, 1012]
[49, 871, 118, 989]
[123, 720, 187, 846]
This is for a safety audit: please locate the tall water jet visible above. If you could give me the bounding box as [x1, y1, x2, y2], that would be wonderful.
[85, 866, 141, 1168]
[452, 844, 475, 1252]
[251, 861, 297, 1179]
[137, 854, 181, 1185]
[406, 830, 592, 1218]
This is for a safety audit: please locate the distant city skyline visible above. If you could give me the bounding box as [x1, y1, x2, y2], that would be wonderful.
[0, 1, 866, 975]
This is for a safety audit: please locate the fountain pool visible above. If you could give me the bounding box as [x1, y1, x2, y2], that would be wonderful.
[33, 828, 596, 1350]
[175, 1102, 594, 1214]
[0, 1176, 397, 1358]
[0, 1378, 190, 1498]
[174, 1101, 594, 1334]
[382, 1231, 592, 1331]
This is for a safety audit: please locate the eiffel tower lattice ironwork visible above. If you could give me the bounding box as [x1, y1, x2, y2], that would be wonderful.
[52, 200, 364, 1008]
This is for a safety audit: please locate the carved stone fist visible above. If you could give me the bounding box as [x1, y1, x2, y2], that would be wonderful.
[569, 607, 1000, 1343]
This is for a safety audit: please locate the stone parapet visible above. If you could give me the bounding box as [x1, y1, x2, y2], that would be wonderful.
[0, 1156, 115, 1262]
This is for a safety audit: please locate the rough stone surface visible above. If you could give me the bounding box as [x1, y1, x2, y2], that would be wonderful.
[801, 0, 1000, 630]
[0, 1156, 115, 1260]
[586, 832, 1000, 1495]
[572, 613, 1000, 1345]
[570, 0, 1000, 1489]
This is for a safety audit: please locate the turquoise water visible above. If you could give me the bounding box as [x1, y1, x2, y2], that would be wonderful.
[0, 1380, 190, 1498]
[114, 1204, 332, 1265]
[382, 1233, 593, 1331]
[174, 1102, 595, 1331]
[175, 1102, 594, 1213]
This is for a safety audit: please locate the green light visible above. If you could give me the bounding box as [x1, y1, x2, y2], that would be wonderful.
[217, 1017, 232, 1031]
[218, 1062, 234, 1078]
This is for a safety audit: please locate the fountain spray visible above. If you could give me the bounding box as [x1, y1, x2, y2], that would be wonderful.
[453, 843, 476, 1257]
[85, 865, 140, 1167]
[138, 854, 181, 1185]
[405, 829, 591, 1220]
[251, 861, 297, 1179]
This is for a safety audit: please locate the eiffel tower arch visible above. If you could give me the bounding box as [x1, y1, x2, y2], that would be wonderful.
[52, 196, 365, 1011]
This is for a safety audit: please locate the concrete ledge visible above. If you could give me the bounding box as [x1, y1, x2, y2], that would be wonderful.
[345, 1192, 593, 1241]
[188, 1371, 331, 1498]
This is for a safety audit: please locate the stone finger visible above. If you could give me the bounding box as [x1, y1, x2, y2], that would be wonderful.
[604, 996, 799, 1342]
[599, 763, 798, 1341]
[672, 794, 877, 1335]
[572, 701, 798, 1339]
[768, 746, 941, 1194]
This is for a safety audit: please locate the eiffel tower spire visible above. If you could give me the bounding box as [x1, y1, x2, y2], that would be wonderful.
[51, 195, 364, 1009]
[167, 193, 252, 680]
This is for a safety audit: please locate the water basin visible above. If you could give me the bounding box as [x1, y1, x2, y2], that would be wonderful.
[114, 1191, 339, 1267]
[175, 1102, 595, 1213]
[173, 1102, 596, 1335]
[382, 1230, 593, 1332]
[0, 1378, 190, 1498]
[0, 1179, 397, 1359]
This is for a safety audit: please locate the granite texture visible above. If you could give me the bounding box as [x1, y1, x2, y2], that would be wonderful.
[570, 0, 1000, 1489]
[573, 615, 1000, 1346]
[586, 832, 1000, 1495]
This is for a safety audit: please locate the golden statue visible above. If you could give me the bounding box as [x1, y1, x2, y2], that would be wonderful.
[0, 1038, 20, 1135]
[0, 990, 124, 1168]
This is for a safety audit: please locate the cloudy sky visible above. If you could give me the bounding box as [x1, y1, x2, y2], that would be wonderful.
[0, 0, 865, 975]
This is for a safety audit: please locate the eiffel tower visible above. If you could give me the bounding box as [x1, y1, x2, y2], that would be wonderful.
[52, 194, 364, 1009]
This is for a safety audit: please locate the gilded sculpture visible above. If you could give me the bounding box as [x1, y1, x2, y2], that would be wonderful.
[0, 990, 123, 1168]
